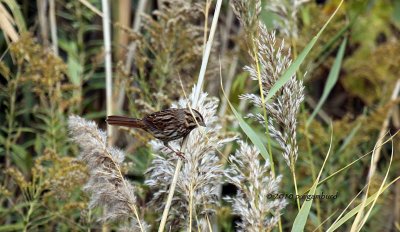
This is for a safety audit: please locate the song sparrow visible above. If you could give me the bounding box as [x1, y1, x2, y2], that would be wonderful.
[106, 108, 206, 159]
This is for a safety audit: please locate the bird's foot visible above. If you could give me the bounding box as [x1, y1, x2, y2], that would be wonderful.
[164, 142, 186, 160]
[175, 151, 186, 160]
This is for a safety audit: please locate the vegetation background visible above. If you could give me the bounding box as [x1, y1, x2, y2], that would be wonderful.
[0, 0, 399, 231]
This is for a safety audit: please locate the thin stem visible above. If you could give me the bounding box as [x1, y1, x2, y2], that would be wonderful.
[117, 0, 148, 111]
[5, 89, 15, 168]
[305, 120, 322, 230]
[102, 0, 113, 139]
[251, 34, 282, 230]
[158, 159, 183, 232]
[290, 14, 303, 215]
[23, 199, 36, 232]
[37, 0, 49, 44]
[193, 0, 222, 107]
[251, 37, 275, 177]
[367, 79, 400, 180]
[291, 160, 301, 210]
[23, 179, 42, 232]
[158, 1, 222, 230]
[202, 0, 211, 50]
[102, 2, 113, 229]
[5, 66, 21, 169]
[49, 0, 58, 55]
[189, 180, 194, 232]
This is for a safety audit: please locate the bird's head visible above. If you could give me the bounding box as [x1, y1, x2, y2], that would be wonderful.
[185, 108, 206, 128]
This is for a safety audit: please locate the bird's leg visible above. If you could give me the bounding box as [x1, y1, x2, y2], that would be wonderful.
[163, 142, 185, 160]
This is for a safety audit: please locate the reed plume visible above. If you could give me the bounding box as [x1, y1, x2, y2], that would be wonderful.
[224, 141, 287, 231]
[68, 115, 148, 231]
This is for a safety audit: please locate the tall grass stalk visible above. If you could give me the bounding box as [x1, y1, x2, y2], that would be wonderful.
[351, 137, 394, 231]
[349, 79, 400, 229]
[192, 0, 222, 106]
[326, 175, 400, 232]
[37, 0, 48, 44]
[157, 0, 223, 231]
[251, 37, 275, 177]
[157, 156, 183, 232]
[251, 31, 283, 229]
[49, 0, 58, 55]
[101, 1, 112, 230]
[101, 0, 113, 139]
[241, 25, 305, 210]
[367, 80, 400, 180]
[117, 0, 148, 111]
[351, 132, 395, 231]
[3, 59, 22, 171]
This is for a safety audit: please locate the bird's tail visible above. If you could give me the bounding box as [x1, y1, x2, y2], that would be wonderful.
[106, 115, 145, 129]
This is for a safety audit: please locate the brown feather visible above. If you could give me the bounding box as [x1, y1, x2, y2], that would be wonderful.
[106, 115, 145, 129]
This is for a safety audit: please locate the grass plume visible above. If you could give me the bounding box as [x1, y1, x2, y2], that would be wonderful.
[68, 115, 148, 231]
[224, 141, 287, 231]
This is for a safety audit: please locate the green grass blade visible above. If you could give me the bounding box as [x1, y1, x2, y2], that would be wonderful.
[0, 223, 24, 231]
[291, 125, 333, 232]
[266, 0, 343, 102]
[228, 102, 270, 161]
[302, 131, 399, 194]
[307, 37, 347, 126]
[316, 24, 350, 59]
[291, 180, 318, 232]
[326, 176, 400, 232]
[220, 77, 270, 161]
[356, 139, 394, 229]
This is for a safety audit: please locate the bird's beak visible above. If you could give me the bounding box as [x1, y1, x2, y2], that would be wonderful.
[200, 121, 206, 127]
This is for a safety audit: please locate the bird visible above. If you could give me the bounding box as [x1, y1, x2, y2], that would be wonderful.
[106, 108, 206, 159]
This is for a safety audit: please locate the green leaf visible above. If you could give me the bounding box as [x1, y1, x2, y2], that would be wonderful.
[0, 223, 24, 232]
[84, 111, 106, 119]
[291, 126, 334, 232]
[307, 37, 347, 126]
[67, 55, 83, 86]
[58, 40, 82, 86]
[232, 72, 248, 94]
[227, 104, 270, 161]
[266, 0, 344, 102]
[326, 166, 398, 231]
[34, 135, 43, 154]
[220, 76, 270, 161]
[10, 144, 32, 174]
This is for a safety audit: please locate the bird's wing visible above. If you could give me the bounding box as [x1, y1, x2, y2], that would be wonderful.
[143, 109, 181, 132]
